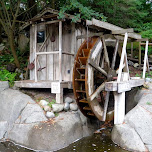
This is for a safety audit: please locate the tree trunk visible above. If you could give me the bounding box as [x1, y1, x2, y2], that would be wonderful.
[9, 30, 20, 68]
[0, 25, 2, 43]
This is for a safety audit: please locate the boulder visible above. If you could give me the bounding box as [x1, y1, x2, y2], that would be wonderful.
[0, 88, 98, 151]
[43, 105, 51, 112]
[112, 124, 147, 152]
[0, 89, 35, 129]
[64, 97, 73, 103]
[39, 100, 48, 107]
[46, 111, 55, 118]
[15, 103, 47, 124]
[0, 121, 8, 139]
[8, 111, 97, 151]
[112, 86, 152, 152]
[70, 103, 78, 111]
[64, 102, 70, 111]
[133, 63, 139, 68]
[0, 81, 9, 92]
[52, 104, 64, 112]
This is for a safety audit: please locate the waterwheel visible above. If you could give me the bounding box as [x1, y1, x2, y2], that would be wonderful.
[73, 36, 120, 121]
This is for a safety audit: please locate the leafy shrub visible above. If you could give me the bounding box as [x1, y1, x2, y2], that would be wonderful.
[0, 68, 17, 87]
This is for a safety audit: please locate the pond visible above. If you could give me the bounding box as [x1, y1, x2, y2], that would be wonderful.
[0, 128, 128, 152]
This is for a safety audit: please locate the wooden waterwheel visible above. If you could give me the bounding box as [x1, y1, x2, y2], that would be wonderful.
[73, 36, 120, 121]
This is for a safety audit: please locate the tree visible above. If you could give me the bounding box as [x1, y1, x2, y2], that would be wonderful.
[0, 0, 21, 68]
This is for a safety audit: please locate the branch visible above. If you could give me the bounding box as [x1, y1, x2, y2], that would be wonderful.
[12, 0, 21, 29]
[0, 0, 11, 26]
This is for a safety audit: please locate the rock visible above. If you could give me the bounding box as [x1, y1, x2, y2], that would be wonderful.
[146, 145, 152, 152]
[112, 88, 152, 152]
[0, 44, 5, 51]
[70, 103, 78, 111]
[46, 111, 55, 118]
[43, 105, 51, 112]
[0, 81, 9, 92]
[146, 78, 152, 83]
[0, 89, 35, 129]
[52, 104, 64, 112]
[125, 105, 152, 145]
[64, 102, 70, 111]
[64, 97, 73, 103]
[8, 111, 98, 151]
[39, 100, 48, 107]
[128, 60, 134, 66]
[15, 103, 47, 124]
[0, 121, 8, 139]
[133, 63, 139, 68]
[112, 124, 147, 152]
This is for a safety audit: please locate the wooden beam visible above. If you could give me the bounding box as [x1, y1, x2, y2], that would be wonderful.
[141, 43, 152, 46]
[105, 78, 144, 92]
[86, 18, 141, 40]
[76, 32, 103, 39]
[139, 42, 142, 65]
[112, 28, 134, 35]
[38, 19, 63, 25]
[117, 33, 128, 82]
[136, 38, 149, 42]
[59, 21, 62, 82]
[143, 41, 149, 78]
[36, 51, 59, 55]
[62, 52, 74, 56]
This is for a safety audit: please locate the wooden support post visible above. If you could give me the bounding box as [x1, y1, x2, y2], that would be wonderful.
[56, 87, 63, 104]
[114, 72, 128, 125]
[139, 42, 141, 65]
[114, 92, 125, 124]
[131, 42, 133, 58]
[34, 25, 37, 82]
[59, 21, 62, 82]
[143, 41, 149, 78]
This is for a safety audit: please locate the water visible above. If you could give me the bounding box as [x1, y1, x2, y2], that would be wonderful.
[0, 128, 128, 152]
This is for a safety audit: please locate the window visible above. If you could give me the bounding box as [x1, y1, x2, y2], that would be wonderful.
[37, 31, 45, 43]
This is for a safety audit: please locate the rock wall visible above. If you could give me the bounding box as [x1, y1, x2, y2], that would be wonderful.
[112, 85, 152, 152]
[0, 87, 98, 151]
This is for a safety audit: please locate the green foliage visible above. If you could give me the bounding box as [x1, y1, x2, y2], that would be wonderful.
[58, 0, 106, 22]
[48, 99, 56, 108]
[146, 102, 152, 105]
[0, 68, 17, 87]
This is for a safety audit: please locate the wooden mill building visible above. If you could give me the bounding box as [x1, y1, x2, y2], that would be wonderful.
[15, 7, 143, 104]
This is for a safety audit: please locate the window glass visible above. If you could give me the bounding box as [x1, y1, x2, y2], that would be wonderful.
[37, 31, 45, 43]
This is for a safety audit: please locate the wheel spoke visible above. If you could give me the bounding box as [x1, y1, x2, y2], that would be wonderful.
[102, 91, 110, 121]
[89, 60, 107, 77]
[102, 36, 110, 68]
[89, 82, 105, 101]
[111, 40, 119, 70]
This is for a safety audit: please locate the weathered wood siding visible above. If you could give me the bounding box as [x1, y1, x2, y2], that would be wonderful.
[30, 22, 92, 82]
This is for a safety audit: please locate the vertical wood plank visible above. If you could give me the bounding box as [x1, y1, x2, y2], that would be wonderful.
[139, 42, 141, 65]
[34, 25, 37, 82]
[143, 40, 149, 78]
[59, 21, 62, 82]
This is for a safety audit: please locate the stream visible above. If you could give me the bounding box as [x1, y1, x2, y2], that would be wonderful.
[0, 128, 128, 152]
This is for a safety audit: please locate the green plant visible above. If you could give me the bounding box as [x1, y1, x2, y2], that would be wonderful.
[146, 102, 152, 105]
[0, 68, 17, 87]
[48, 99, 56, 108]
